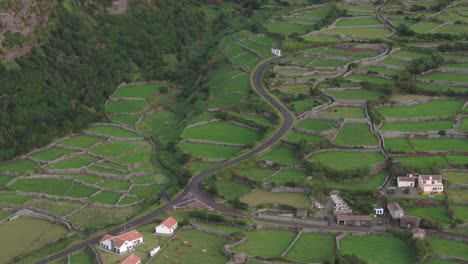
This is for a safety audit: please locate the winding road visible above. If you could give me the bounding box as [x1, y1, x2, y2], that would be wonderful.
[36, 56, 294, 264]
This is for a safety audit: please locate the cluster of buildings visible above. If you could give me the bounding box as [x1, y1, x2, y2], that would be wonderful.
[388, 202, 425, 239]
[397, 173, 444, 194]
[331, 191, 373, 226]
[98, 217, 178, 263]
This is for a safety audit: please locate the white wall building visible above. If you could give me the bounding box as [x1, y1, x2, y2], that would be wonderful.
[99, 230, 143, 254]
[155, 216, 178, 235]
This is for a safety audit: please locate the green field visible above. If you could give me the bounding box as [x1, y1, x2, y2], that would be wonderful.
[116, 146, 152, 164]
[433, 24, 468, 35]
[406, 206, 451, 223]
[322, 27, 390, 38]
[309, 151, 385, 170]
[261, 146, 301, 165]
[106, 100, 148, 113]
[88, 191, 122, 204]
[59, 135, 101, 148]
[341, 235, 414, 264]
[380, 58, 411, 67]
[51, 155, 97, 169]
[327, 89, 383, 100]
[188, 161, 220, 175]
[410, 22, 440, 33]
[0, 217, 68, 263]
[283, 131, 322, 144]
[11, 179, 97, 198]
[380, 121, 454, 131]
[392, 50, 424, 59]
[297, 119, 335, 131]
[384, 138, 413, 153]
[452, 205, 468, 222]
[422, 259, 461, 264]
[422, 72, 468, 83]
[447, 188, 468, 203]
[303, 35, 342, 42]
[310, 59, 348, 67]
[99, 180, 132, 190]
[264, 22, 312, 35]
[70, 249, 95, 264]
[230, 52, 260, 71]
[178, 142, 243, 158]
[336, 17, 382, 26]
[112, 84, 165, 98]
[428, 238, 468, 260]
[216, 181, 251, 200]
[0, 159, 38, 174]
[30, 147, 77, 161]
[239, 167, 275, 181]
[392, 156, 447, 168]
[291, 98, 319, 113]
[25, 199, 83, 216]
[361, 66, 402, 77]
[240, 190, 310, 208]
[152, 230, 228, 264]
[85, 125, 142, 138]
[410, 138, 468, 152]
[233, 230, 296, 258]
[314, 171, 387, 191]
[285, 233, 335, 263]
[318, 107, 366, 119]
[110, 115, 139, 127]
[92, 141, 144, 158]
[181, 122, 260, 144]
[0, 193, 32, 204]
[250, 35, 278, 45]
[239, 40, 272, 57]
[378, 100, 463, 118]
[267, 169, 308, 184]
[229, 112, 273, 126]
[334, 123, 379, 146]
[137, 109, 179, 137]
[443, 171, 468, 184]
[458, 117, 468, 132]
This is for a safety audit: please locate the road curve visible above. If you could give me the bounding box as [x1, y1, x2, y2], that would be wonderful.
[36, 56, 293, 264]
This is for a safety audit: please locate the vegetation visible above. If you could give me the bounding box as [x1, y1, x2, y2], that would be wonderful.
[285, 233, 336, 263]
[232, 230, 296, 258]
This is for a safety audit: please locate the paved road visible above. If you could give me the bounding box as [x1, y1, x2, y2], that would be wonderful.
[36, 56, 294, 264]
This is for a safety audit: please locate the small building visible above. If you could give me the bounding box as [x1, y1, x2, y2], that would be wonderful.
[100, 230, 143, 254]
[296, 208, 307, 218]
[374, 208, 384, 215]
[397, 176, 415, 188]
[400, 215, 420, 229]
[418, 175, 444, 194]
[336, 214, 372, 226]
[120, 253, 141, 264]
[155, 216, 178, 235]
[412, 228, 426, 240]
[387, 202, 405, 219]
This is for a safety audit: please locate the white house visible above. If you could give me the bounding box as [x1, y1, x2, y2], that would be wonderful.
[419, 175, 444, 194]
[99, 230, 143, 254]
[120, 253, 141, 264]
[397, 173, 417, 188]
[155, 216, 178, 235]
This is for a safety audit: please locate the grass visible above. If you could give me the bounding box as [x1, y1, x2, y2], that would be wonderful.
[458, 117, 468, 132]
[240, 190, 310, 208]
[309, 151, 385, 171]
[443, 171, 468, 184]
[392, 50, 424, 59]
[0, 159, 38, 174]
[209, 94, 245, 109]
[0, 175, 12, 188]
[423, 259, 461, 264]
[68, 203, 143, 228]
[59, 135, 101, 148]
[0, 217, 68, 263]
[178, 142, 243, 158]
[239, 40, 272, 57]
[230, 52, 260, 71]
[285, 233, 335, 263]
[267, 169, 308, 184]
[99, 180, 132, 190]
[116, 146, 152, 164]
[0, 193, 32, 204]
[392, 156, 447, 168]
[264, 22, 312, 35]
[30, 147, 77, 161]
[327, 89, 383, 100]
[380, 121, 454, 131]
[85, 125, 141, 138]
[311, 59, 348, 67]
[322, 27, 390, 38]
[347, 74, 392, 84]
[341, 235, 414, 264]
[216, 181, 252, 200]
[318, 106, 366, 119]
[361, 66, 402, 77]
[447, 188, 468, 204]
[283, 131, 322, 144]
[297, 119, 335, 131]
[452, 205, 468, 222]
[51, 155, 97, 170]
[129, 185, 161, 199]
[181, 122, 260, 144]
[314, 171, 387, 191]
[229, 112, 273, 126]
[335, 17, 382, 26]
[303, 35, 342, 42]
[88, 191, 122, 204]
[250, 35, 278, 45]
[92, 140, 144, 158]
[261, 146, 301, 165]
[291, 98, 320, 113]
[380, 58, 412, 67]
[11, 179, 97, 198]
[188, 161, 220, 175]
[333, 123, 379, 146]
[378, 100, 463, 118]
[151, 229, 228, 264]
[70, 249, 94, 264]
[410, 138, 468, 152]
[427, 237, 468, 260]
[106, 100, 148, 113]
[110, 114, 139, 126]
[433, 24, 468, 35]
[25, 199, 83, 216]
[232, 230, 296, 258]
[137, 109, 180, 137]
[406, 206, 451, 223]
[385, 138, 413, 153]
[423, 72, 468, 82]
[0, 211, 13, 221]
[239, 167, 275, 181]
[113, 84, 165, 98]
[410, 22, 441, 33]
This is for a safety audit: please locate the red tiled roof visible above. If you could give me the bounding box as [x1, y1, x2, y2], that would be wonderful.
[120, 253, 141, 264]
[419, 175, 442, 181]
[161, 216, 177, 229]
[336, 214, 371, 221]
[100, 230, 143, 248]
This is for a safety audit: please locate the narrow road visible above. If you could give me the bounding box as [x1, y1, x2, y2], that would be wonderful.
[36, 56, 294, 264]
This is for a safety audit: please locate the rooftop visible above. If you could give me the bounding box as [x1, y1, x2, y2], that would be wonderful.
[160, 216, 177, 229]
[100, 230, 143, 248]
[120, 253, 141, 264]
[336, 214, 371, 221]
[397, 177, 415, 182]
[419, 175, 443, 181]
[387, 202, 404, 213]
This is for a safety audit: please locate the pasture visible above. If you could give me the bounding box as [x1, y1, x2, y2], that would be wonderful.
[321, 27, 391, 38]
[283, 131, 322, 144]
[240, 190, 310, 208]
[309, 151, 385, 170]
[333, 123, 379, 146]
[230, 52, 260, 70]
[30, 147, 77, 161]
[232, 230, 296, 258]
[285, 233, 336, 263]
[335, 17, 382, 26]
[88, 191, 122, 205]
[410, 138, 468, 152]
[216, 181, 251, 200]
[380, 121, 454, 131]
[10, 179, 97, 198]
[264, 22, 312, 35]
[91, 141, 145, 158]
[261, 146, 301, 165]
[267, 169, 308, 184]
[239, 167, 275, 181]
[85, 125, 142, 138]
[297, 119, 335, 131]
[178, 142, 243, 158]
[110, 115, 139, 127]
[427, 238, 468, 260]
[136, 109, 179, 137]
[106, 100, 148, 113]
[314, 171, 387, 191]
[405, 206, 451, 223]
[341, 235, 414, 264]
[181, 122, 260, 144]
[392, 156, 447, 168]
[377, 100, 463, 118]
[443, 171, 468, 184]
[447, 188, 468, 204]
[59, 135, 101, 148]
[452, 205, 468, 222]
[0, 159, 38, 174]
[0, 193, 32, 204]
[112, 84, 165, 98]
[318, 106, 366, 119]
[422, 72, 468, 82]
[50, 155, 97, 169]
[239, 40, 272, 57]
[326, 89, 383, 100]
[384, 138, 413, 153]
